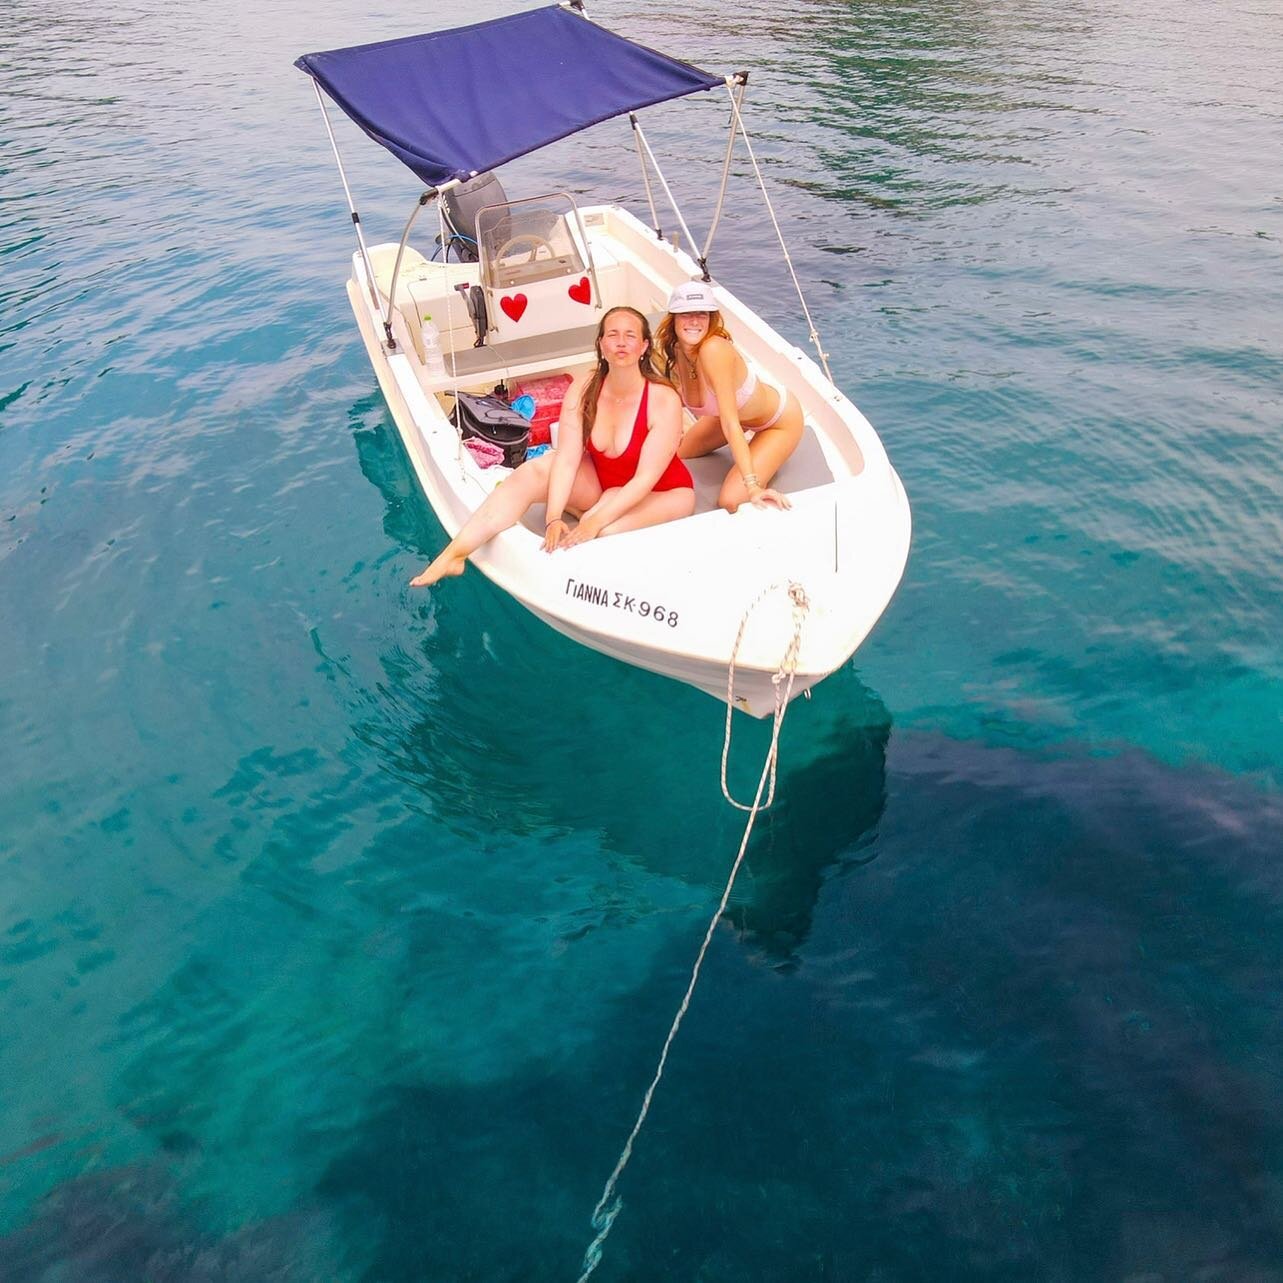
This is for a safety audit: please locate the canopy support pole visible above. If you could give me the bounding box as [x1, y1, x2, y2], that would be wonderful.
[434, 198, 460, 388]
[629, 113, 662, 240]
[631, 120, 706, 279]
[434, 196, 469, 471]
[383, 185, 458, 352]
[383, 193, 433, 351]
[311, 80, 381, 316]
[722, 83, 833, 380]
[702, 73, 747, 265]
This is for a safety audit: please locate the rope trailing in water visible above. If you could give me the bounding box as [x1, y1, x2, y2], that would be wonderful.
[576, 582, 810, 1282]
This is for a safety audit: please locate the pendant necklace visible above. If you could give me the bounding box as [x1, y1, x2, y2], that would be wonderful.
[681, 349, 699, 396]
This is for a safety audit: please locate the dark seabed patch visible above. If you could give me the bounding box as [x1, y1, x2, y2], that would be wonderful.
[6, 735, 1280, 1281]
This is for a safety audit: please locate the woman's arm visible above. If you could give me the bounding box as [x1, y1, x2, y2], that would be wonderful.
[699, 337, 756, 480]
[701, 337, 789, 511]
[563, 384, 683, 543]
[542, 377, 588, 551]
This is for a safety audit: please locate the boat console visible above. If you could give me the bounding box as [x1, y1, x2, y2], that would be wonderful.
[476, 194, 604, 345]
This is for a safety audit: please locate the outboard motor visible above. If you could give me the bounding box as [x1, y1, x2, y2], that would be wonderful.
[441, 171, 508, 263]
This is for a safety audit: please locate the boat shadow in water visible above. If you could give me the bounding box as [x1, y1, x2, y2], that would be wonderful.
[727, 703, 890, 971]
[350, 396, 443, 560]
[352, 412, 892, 960]
[307, 736, 1283, 1283]
[11, 738, 1283, 1282]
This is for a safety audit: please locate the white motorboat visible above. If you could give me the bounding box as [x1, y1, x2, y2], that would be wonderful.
[297, 4, 911, 716]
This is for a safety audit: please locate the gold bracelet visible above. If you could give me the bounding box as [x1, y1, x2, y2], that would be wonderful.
[742, 472, 759, 489]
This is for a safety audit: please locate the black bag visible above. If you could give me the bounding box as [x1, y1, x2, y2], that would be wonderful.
[451, 393, 531, 467]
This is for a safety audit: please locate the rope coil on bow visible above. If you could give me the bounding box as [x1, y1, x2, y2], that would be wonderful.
[721, 580, 811, 811]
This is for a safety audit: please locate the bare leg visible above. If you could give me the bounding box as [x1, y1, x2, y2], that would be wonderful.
[598, 487, 696, 536]
[410, 453, 599, 586]
[678, 415, 728, 459]
[718, 397, 805, 513]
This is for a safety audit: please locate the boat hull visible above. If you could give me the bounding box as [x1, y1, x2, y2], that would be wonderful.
[346, 206, 911, 716]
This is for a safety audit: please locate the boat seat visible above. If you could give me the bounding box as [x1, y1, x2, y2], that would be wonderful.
[515, 420, 835, 533]
[366, 245, 478, 361]
[683, 421, 835, 513]
[421, 324, 601, 389]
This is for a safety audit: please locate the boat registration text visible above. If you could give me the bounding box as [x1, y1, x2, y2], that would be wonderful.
[565, 578, 680, 628]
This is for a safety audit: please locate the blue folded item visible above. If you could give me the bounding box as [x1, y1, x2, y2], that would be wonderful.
[511, 394, 537, 421]
[525, 443, 551, 459]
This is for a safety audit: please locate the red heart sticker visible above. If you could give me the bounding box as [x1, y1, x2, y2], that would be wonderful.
[500, 293, 528, 322]
[568, 277, 591, 305]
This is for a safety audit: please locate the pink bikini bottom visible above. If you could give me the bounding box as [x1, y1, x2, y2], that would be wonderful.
[749, 373, 789, 432]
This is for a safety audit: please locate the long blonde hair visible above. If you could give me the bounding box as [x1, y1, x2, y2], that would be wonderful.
[580, 306, 672, 435]
[654, 309, 733, 383]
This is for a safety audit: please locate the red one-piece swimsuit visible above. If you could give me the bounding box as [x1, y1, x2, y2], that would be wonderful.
[585, 381, 693, 492]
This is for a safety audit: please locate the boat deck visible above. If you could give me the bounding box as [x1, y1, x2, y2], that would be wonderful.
[509, 416, 836, 534]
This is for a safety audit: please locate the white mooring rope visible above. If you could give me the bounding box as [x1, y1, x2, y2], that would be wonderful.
[721, 580, 810, 811]
[576, 582, 810, 1282]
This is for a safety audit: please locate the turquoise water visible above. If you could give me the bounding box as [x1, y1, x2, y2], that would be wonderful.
[3, 0, 1282, 1277]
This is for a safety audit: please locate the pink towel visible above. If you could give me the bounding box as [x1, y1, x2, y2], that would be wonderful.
[463, 437, 505, 469]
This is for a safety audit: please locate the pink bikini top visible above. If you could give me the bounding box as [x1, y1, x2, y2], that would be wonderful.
[682, 362, 757, 417]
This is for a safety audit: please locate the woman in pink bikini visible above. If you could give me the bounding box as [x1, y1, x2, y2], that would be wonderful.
[654, 280, 801, 513]
[410, 306, 693, 587]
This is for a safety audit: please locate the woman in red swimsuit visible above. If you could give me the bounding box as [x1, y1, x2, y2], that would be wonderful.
[411, 307, 693, 587]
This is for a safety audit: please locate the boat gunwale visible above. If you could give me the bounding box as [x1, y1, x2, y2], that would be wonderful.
[345, 205, 911, 688]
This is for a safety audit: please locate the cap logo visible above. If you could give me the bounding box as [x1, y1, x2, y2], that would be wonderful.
[667, 281, 717, 313]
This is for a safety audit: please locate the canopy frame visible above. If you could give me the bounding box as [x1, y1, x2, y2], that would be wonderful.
[302, 12, 832, 375]
[310, 78, 381, 317]
[295, 4, 722, 190]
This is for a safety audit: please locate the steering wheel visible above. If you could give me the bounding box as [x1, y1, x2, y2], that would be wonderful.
[495, 232, 557, 263]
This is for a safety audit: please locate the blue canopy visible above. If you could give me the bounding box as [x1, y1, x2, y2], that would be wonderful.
[296, 6, 723, 189]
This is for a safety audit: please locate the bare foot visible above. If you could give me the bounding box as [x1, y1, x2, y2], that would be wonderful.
[409, 552, 467, 588]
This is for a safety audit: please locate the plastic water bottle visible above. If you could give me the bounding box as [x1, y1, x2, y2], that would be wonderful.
[420, 314, 446, 378]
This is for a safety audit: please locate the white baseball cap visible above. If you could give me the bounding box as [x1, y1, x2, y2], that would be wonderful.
[666, 280, 718, 313]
